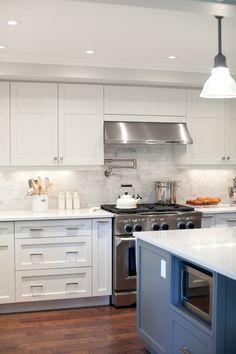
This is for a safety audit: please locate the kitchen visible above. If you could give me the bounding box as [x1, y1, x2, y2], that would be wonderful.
[0, 0, 236, 353]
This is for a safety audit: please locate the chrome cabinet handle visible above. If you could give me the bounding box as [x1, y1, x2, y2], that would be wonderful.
[66, 227, 79, 230]
[222, 156, 225, 160]
[30, 252, 43, 256]
[97, 220, 109, 224]
[203, 215, 213, 219]
[227, 156, 230, 160]
[60, 157, 64, 161]
[30, 284, 43, 288]
[227, 219, 236, 222]
[66, 282, 78, 286]
[65, 251, 78, 254]
[180, 347, 191, 354]
[29, 228, 43, 232]
[54, 156, 58, 161]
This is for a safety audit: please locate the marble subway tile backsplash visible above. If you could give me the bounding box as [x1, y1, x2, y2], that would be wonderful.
[0, 145, 235, 210]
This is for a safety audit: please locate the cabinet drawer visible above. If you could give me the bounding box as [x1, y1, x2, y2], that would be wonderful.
[15, 219, 91, 238]
[0, 222, 14, 235]
[201, 214, 216, 228]
[215, 213, 236, 227]
[15, 236, 91, 270]
[16, 267, 91, 302]
[170, 310, 213, 354]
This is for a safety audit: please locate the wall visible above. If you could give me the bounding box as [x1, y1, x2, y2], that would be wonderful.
[0, 145, 235, 210]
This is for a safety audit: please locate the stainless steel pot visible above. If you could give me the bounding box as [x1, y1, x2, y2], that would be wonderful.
[155, 180, 179, 204]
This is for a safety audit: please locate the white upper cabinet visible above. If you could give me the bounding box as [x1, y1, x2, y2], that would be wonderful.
[11, 82, 58, 166]
[59, 84, 104, 165]
[175, 89, 236, 166]
[0, 82, 10, 166]
[104, 85, 187, 122]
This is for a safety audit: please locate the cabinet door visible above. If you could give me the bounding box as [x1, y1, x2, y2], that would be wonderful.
[201, 214, 216, 228]
[16, 267, 91, 302]
[137, 240, 169, 354]
[59, 84, 104, 165]
[92, 219, 112, 296]
[215, 213, 236, 227]
[170, 310, 213, 354]
[104, 85, 186, 118]
[175, 90, 225, 165]
[0, 223, 15, 303]
[225, 99, 236, 164]
[0, 82, 10, 165]
[11, 82, 58, 166]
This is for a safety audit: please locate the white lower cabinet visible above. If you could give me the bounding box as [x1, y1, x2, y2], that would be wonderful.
[92, 219, 112, 296]
[202, 212, 236, 228]
[201, 214, 216, 228]
[13, 217, 112, 306]
[16, 267, 91, 302]
[0, 223, 15, 303]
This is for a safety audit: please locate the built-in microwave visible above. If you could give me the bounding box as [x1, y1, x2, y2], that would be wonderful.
[181, 263, 213, 324]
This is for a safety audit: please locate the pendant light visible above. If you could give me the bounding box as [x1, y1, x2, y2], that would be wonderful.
[200, 16, 236, 99]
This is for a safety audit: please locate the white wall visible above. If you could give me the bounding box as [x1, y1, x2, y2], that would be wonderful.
[0, 145, 234, 210]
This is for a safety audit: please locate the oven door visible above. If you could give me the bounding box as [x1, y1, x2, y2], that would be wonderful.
[113, 235, 136, 291]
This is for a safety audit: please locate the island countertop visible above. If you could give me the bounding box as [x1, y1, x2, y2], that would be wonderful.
[134, 227, 236, 281]
[0, 208, 114, 221]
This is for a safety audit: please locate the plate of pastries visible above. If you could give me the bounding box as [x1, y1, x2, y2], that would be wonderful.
[186, 196, 221, 206]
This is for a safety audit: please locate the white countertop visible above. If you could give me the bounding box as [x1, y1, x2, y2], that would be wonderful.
[194, 204, 236, 214]
[0, 208, 114, 221]
[134, 227, 236, 281]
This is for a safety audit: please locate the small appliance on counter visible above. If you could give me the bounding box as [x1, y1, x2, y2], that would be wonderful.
[229, 177, 236, 205]
[155, 179, 180, 204]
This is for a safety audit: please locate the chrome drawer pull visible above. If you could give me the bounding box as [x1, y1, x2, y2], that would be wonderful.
[66, 282, 78, 286]
[66, 227, 79, 230]
[29, 228, 43, 232]
[203, 215, 213, 219]
[227, 219, 236, 222]
[97, 220, 108, 224]
[30, 253, 43, 256]
[30, 284, 43, 288]
[180, 347, 190, 354]
[65, 251, 78, 254]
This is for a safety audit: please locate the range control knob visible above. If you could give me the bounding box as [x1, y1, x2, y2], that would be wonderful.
[124, 224, 133, 233]
[178, 222, 186, 229]
[134, 224, 142, 232]
[161, 223, 169, 230]
[187, 222, 195, 229]
[152, 223, 160, 231]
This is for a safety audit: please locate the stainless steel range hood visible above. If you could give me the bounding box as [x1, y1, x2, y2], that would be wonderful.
[104, 122, 193, 145]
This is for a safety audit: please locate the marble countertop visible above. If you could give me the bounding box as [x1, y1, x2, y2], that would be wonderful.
[134, 227, 236, 280]
[0, 208, 114, 221]
[194, 204, 236, 214]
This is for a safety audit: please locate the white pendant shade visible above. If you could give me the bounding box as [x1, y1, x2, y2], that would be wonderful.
[200, 67, 236, 99]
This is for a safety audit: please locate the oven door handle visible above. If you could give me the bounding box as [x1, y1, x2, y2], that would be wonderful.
[115, 237, 135, 246]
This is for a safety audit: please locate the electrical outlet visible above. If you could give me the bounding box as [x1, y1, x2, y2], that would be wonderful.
[12, 187, 20, 199]
[191, 185, 198, 196]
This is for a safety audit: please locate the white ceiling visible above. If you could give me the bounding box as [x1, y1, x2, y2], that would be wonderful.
[0, 0, 236, 73]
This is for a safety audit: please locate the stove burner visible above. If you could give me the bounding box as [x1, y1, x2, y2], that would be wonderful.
[101, 203, 195, 214]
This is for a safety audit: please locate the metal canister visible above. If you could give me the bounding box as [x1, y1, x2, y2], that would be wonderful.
[155, 180, 179, 204]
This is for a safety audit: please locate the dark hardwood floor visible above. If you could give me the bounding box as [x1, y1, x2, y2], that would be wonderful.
[0, 306, 148, 354]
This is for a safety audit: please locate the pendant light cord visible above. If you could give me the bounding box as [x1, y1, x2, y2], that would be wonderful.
[215, 15, 223, 54]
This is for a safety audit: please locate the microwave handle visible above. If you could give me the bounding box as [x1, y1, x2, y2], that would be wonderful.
[180, 267, 184, 301]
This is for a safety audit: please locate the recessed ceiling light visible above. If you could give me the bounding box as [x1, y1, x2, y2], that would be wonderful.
[86, 50, 95, 54]
[7, 20, 18, 26]
[168, 55, 177, 60]
[0, 45, 5, 49]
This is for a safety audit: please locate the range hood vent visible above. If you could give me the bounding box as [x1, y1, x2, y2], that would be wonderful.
[104, 122, 193, 145]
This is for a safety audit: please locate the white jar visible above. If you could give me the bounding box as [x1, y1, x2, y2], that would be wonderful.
[58, 192, 65, 210]
[32, 195, 48, 212]
[66, 192, 73, 210]
[73, 192, 80, 209]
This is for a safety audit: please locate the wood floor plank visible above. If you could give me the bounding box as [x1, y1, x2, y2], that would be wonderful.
[0, 306, 148, 354]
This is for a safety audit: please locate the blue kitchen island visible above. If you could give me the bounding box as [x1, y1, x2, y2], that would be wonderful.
[134, 227, 236, 354]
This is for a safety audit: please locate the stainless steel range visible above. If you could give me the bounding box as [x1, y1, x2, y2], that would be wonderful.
[101, 203, 202, 307]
